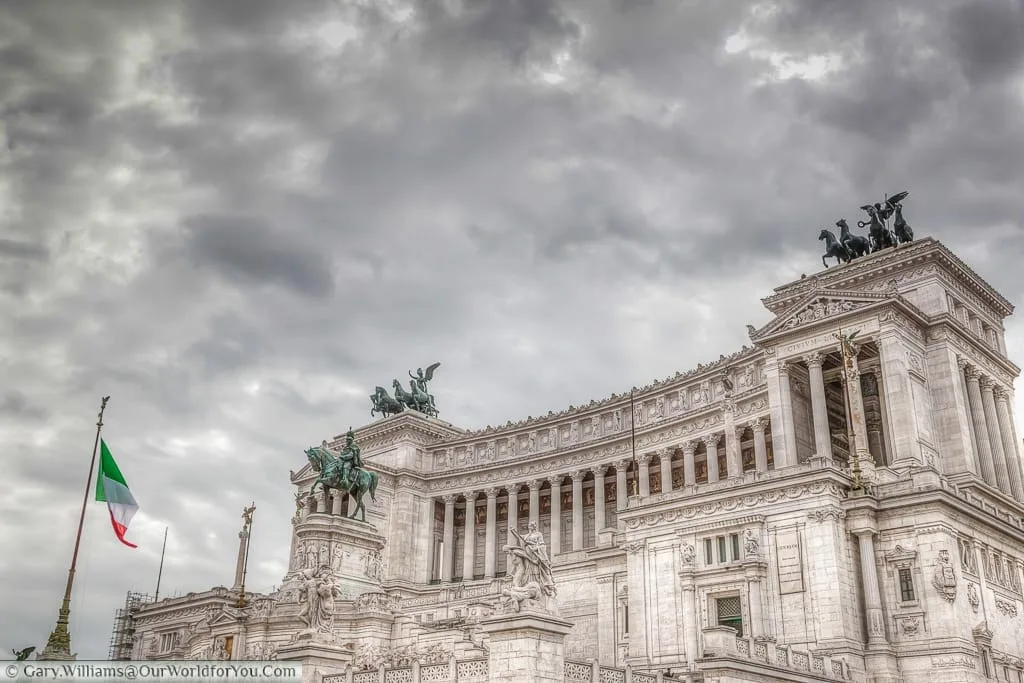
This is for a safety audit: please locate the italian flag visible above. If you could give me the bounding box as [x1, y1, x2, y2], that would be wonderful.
[95, 440, 139, 548]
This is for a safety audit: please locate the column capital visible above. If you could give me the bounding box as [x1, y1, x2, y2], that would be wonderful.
[753, 416, 769, 433]
[778, 361, 792, 376]
[964, 364, 981, 381]
[993, 386, 1009, 402]
[683, 440, 699, 454]
[590, 464, 606, 477]
[702, 433, 721, 448]
[956, 355, 970, 371]
[980, 375, 995, 392]
[734, 426, 746, 440]
[527, 479, 542, 492]
[570, 470, 586, 483]
[484, 487, 499, 499]
[615, 460, 630, 471]
[441, 493, 457, 505]
[464, 491, 477, 502]
[548, 474, 563, 487]
[803, 352, 824, 368]
[637, 452, 652, 466]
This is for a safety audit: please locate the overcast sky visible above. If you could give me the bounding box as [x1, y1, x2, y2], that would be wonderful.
[2, 0, 1023, 659]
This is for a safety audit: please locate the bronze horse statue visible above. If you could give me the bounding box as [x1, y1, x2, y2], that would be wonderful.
[836, 219, 871, 258]
[370, 385, 404, 417]
[305, 445, 379, 522]
[892, 202, 913, 244]
[858, 203, 896, 251]
[819, 228, 852, 268]
[392, 379, 437, 417]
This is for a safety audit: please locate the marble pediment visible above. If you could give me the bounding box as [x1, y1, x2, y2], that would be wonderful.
[750, 290, 889, 341]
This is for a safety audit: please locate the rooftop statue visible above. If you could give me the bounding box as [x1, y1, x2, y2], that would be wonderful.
[499, 522, 557, 613]
[12, 647, 35, 661]
[371, 362, 441, 418]
[305, 429, 379, 522]
[817, 191, 914, 268]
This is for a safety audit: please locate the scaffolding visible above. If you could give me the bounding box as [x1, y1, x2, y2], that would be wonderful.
[107, 591, 152, 661]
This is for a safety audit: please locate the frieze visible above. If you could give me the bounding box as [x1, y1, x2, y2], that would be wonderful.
[777, 325, 878, 358]
[994, 598, 1018, 618]
[135, 606, 213, 626]
[807, 506, 846, 523]
[930, 655, 977, 669]
[879, 309, 926, 343]
[940, 330, 1016, 384]
[624, 482, 843, 529]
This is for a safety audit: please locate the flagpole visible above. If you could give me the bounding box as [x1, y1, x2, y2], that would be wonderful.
[154, 527, 168, 601]
[39, 396, 110, 661]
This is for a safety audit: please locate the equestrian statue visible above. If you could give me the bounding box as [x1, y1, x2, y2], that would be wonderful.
[305, 429, 379, 522]
[818, 191, 915, 268]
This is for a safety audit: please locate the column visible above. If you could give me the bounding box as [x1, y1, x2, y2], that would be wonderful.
[964, 365, 997, 485]
[548, 475, 562, 556]
[683, 441, 697, 486]
[571, 472, 584, 551]
[744, 569, 764, 638]
[805, 353, 834, 461]
[853, 530, 887, 645]
[441, 494, 456, 582]
[507, 485, 519, 543]
[864, 369, 886, 466]
[638, 454, 651, 497]
[844, 357, 870, 460]
[704, 434, 721, 483]
[331, 492, 343, 515]
[528, 480, 541, 527]
[660, 449, 673, 493]
[484, 488, 498, 579]
[462, 492, 476, 581]
[753, 418, 769, 473]
[995, 388, 1024, 501]
[723, 412, 741, 479]
[592, 466, 606, 537]
[777, 362, 799, 467]
[232, 529, 249, 590]
[616, 461, 628, 510]
[680, 580, 698, 666]
[981, 377, 1013, 495]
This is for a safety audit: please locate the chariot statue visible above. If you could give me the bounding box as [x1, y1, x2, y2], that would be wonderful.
[817, 191, 914, 268]
[304, 429, 379, 522]
[370, 362, 441, 418]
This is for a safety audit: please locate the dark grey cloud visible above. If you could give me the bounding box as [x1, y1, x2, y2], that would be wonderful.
[1, 0, 1023, 660]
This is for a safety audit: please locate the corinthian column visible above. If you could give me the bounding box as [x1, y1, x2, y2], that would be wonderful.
[616, 461, 628, 510]
[528, 480, 541, 527]
[571, 472, 584, 551]
[484, 488, 498, 579]
[964, 365, 997, 485]
[660, 449, 673, 493]
[981, 378, 1013, 496]
[777, 362, 799, 468]
[805, 353, 834, 461]
[548, 475, 562, 556]
[704, 434, 721, 483]
[507, 485, 519, 544]
[853, 529, 887, 645]
[592, 466, 606, 538]
[441, 494, 456, 582]
[753, 418, 769, 473]
[994, 388, 1024, 501]
[462, 492, 476, 580]
[638, 454, 651, 497]
[683, 441, 697, 486]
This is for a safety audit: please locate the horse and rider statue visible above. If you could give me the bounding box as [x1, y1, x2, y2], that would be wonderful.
[304, 429, 379, 522]
[818, 191, 914, 268]
[369, 362, 440, 418]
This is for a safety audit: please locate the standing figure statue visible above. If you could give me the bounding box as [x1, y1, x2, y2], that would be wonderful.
[858, 203, 896, 252]
[888, 193, 913, 245]
[500, 522, 557, 613]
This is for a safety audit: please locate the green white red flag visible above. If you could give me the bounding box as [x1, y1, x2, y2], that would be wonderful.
[95, 440, 139, 548]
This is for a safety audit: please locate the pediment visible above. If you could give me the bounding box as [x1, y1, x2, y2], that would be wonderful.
[206, 609, 242, 627]
[750, 289, 890, 341]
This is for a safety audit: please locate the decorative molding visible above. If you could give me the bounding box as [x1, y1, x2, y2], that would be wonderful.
[995, 597, 1018, 618]
[807, 506, 846, 524]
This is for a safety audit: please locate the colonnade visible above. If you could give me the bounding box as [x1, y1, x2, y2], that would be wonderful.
[433, 419, 773, 582]
[959, 359, 1024, 501]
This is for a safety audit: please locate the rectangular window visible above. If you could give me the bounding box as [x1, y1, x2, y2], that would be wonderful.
[704, 539, 713, 565]
[159, 634, 174, 652]
[716, 596, 743, 636]
[730, 534, 740, 561]
[717, 536, 727, 563]
[224, 636, 233, 660]
[898, 568, 915, 602]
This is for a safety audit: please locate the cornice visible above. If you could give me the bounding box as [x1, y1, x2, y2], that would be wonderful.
[875, 484, 1024, 544]
[929, 321, 1021, 382]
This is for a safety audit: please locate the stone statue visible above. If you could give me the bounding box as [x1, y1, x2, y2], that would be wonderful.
[305, 430, 379, 522]
[818, 228, 852, 267]
[12, 647, 35, 661]
[500, 523, 556, 613]
[241, 503, 255, 529]
[680, 543, 695, 567]
[743, 529, 759, 558]
[932, 549, 957, 602]
[297, 565, 341, 635]
[370, 386, 405, 418]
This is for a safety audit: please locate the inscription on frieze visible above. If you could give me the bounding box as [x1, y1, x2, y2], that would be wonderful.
[775, 529, 805, 594]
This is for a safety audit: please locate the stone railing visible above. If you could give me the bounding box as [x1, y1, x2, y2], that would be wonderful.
[702, 627, 851, 680]
[563, 660, 689, 682]
[324, 658, 488, 683]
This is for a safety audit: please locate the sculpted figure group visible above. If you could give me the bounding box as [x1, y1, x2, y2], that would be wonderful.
[370, 362, 441, 418]
[819, 191, 914, 268]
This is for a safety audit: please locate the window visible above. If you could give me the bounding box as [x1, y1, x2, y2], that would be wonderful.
[730, 534, 740, 561]
[704, 534, 742, 566]
[704, 539, 713, 565]
[716, 596, 743, 636]
[159, 633, 175, 652]
[898, 568, 915, 602]
[717, 536, 727, 563]
[223, 636, 233, 660]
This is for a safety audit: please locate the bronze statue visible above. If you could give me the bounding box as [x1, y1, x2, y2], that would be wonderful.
[891, 199, 913, 244]
[370, 386, 405, 418]
[818, 228, 852, 267]
[12, 647, 35, 661]
[305, 430, 378, 522]
[836, 219, 871, 258]
[241, 503, 255, 528]
[371, 363, 441, 418]
[858, 203, 895, 251]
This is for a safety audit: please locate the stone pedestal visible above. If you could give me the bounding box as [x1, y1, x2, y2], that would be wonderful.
[277, 636, 353, 683]
[285, 516, 386, 601]
[480, 610, 574, 683]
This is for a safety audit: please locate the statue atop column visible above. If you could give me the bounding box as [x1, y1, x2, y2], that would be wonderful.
[499, 522, 557, 613]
